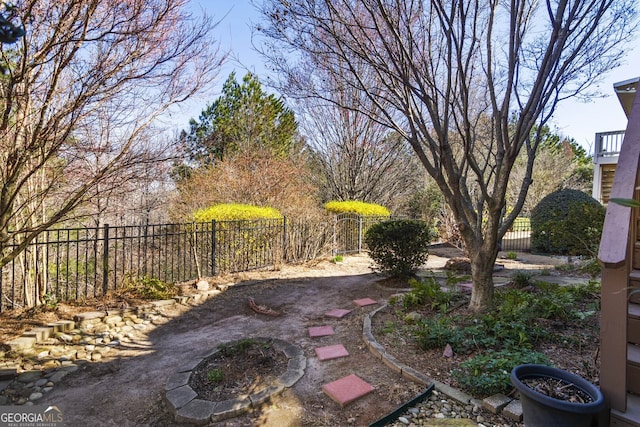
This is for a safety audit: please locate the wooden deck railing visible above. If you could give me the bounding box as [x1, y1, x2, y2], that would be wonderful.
[595, 130, 626, 159]
[598, 85, 640, 412]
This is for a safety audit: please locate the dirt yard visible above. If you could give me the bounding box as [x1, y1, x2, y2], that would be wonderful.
[31, 255, 425, 426]
[0, 248, 587, 426]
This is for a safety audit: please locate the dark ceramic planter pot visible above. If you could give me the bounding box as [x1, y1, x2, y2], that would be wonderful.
[511, 364, 605, 427]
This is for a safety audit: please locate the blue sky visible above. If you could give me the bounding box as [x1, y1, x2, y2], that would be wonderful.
[187, 0, 640, 154]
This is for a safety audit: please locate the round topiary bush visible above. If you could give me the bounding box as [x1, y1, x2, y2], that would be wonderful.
[530, 189, 605, 255]
[364, 219, 432, 278]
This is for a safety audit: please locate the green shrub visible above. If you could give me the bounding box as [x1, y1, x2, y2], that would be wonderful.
[530, 189, 605, 255]
[364, 220, 432, 278]
[119, 274, 177, 300]
[402, 277, 461, 311]
[452, 349, 549, 396]
[207, 368, 223, 383]
[510, 271, 533, 288]
[193, 203, 282, 222]
[324, 200, 390, 216]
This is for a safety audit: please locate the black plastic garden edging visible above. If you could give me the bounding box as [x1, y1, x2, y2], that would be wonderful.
[368, 384, 435, 427]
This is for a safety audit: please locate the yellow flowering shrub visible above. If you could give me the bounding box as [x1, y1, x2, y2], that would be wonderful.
[323, 200, 390, 216]
[193, 203, 283, 222]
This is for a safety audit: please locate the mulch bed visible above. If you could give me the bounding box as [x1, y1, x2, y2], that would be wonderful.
[522, 377, 594, 403]
[188, 338, 289, 402]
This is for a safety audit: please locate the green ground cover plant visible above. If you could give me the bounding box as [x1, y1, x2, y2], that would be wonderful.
[453, 349, 549, 396]
[217, 338, 258, 357]
[401, 277, 462, 311]
[388, 278, 600, 397]
[554, 258, 602, 278]
[207, 368, 224, 383]
[510, 270, 533, 288]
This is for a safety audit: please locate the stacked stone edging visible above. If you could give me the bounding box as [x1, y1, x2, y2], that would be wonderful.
[0, 287, 226, 405]
[164, 337, 306, 425]
[5, 289, 225, 354]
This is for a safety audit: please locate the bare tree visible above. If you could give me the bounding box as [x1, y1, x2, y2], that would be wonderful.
[294, 91, 424, 210]
[0, 0, 225, 302]
[170, 145, 320, 221]
[70, 123, 176, 227]
[259, 0, 637, 310]
[281, 57, 424, 209]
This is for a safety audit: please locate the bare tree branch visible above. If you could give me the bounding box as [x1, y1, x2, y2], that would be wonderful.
[258, 0, 637, 310]
[0, 0, 226, 272]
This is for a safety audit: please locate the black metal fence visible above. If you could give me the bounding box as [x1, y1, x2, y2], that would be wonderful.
[332, 213, 391, 255]
[501, 219, 532, 252]
[0, 215, 364, 311]
[1, 219, 287, 312]
[0, 215, 533, 311]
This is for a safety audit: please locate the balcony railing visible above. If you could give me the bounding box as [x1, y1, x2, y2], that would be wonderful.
[595, 130, 625, 159]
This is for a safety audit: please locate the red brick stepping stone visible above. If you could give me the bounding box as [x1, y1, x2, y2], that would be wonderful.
[353, 298, 377, 307]
[324, 308, 352, 318]
[308, 325, 335, 337]
[315, 344, 350, 361]
[322, 374, 375, 407]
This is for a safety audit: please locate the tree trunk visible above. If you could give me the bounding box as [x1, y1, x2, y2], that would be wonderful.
[469, 248, 498, 312]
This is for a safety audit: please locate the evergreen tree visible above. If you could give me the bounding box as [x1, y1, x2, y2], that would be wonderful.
[178, 72, 298, 173]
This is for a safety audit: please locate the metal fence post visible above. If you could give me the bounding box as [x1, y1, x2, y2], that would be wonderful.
[333, 215, 337, 256]
[358, 215, 363, 253]
[102, 223, 109, 295]
[211, 220, 216, 276]
[143, 219, 149, 276]
[283, 217, 287, 262]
